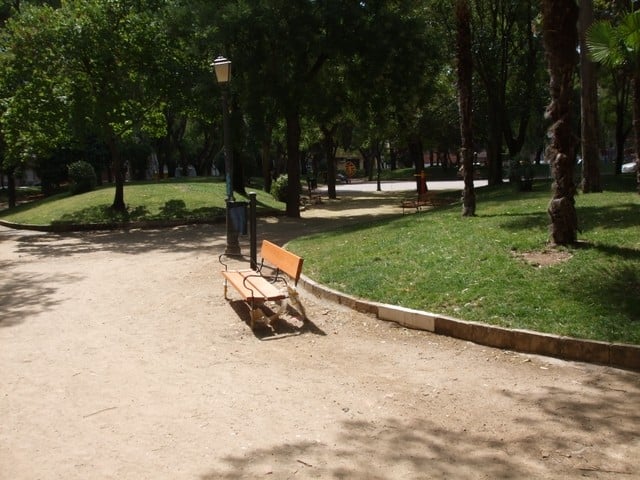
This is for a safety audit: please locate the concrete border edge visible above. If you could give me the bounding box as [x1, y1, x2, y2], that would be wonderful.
[298, 274, 640, 372]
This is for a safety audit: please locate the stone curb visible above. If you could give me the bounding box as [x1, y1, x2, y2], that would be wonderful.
[298, 274, 640, 372]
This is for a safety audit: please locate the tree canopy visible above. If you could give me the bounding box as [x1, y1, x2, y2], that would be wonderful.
[1, 0, 638, 214]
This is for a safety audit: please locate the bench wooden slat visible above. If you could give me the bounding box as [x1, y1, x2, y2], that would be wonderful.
[260, 240, 304, 284]
[221, 270, 287, 302]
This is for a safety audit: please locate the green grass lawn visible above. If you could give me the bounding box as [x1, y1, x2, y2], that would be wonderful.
[289, 175, 640, 345]
[0, 177, 283, 226]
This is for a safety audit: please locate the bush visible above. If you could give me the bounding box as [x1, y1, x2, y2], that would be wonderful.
[68, 160, 97, 195]
[270, 174, 288, 202]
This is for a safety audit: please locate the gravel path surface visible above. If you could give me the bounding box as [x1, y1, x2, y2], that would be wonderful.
[1, 189, 638, 479]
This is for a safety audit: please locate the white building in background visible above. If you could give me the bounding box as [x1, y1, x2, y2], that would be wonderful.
[1, 167, 40, 188]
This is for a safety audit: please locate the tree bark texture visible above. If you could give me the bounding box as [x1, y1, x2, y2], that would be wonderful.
[261, 135, 272, 194]
[285, 110, 301, 218]
[633, 73, 640, 194]
[579, 0, 602, 193]
[486, 99, 505, 186]
[107, 135, 126, 212]
[456, 0, 476, 216]
[7, 169, 16, 209]
[321, 125, 338, 200]
[408, 137, 427, 193]
[542, 0, 579, 245]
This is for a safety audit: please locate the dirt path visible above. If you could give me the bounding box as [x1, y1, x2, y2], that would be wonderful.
[1, 191, 639, 479]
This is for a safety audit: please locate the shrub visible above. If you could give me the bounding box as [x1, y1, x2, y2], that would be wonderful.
[270, 174, 288, 202]
[68, 160, 97, 195]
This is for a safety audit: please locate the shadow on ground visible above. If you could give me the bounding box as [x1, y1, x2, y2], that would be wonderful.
[0, 259, 78, 328]
[200, 368, 640, 479]
[1, 191, 414, 259]
[228, 300, 326, 339]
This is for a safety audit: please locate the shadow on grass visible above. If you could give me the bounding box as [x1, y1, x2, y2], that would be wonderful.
[578, 203, 640, 232]
[49, 200, 227, 225]
[493, 203, 640, 234]
[565, 261, 640, 332]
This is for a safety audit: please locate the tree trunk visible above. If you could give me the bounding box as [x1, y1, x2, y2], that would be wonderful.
[261, 129, 272, 193]
[285, 109, 301, 218]
[633, 73, 640, 194]
[486, 99, 504, 186]
[362, 149, 374, 181]
[321, 125, 338, 200]
[7, 169, 16, 208]
[541, 0, 579, 245]
[107, 135, 126, 212]
[408, 137, 426, 193]
[579, 0, 602, 193]
[457, 0, 476, 217]
[612, 70, 631, 174]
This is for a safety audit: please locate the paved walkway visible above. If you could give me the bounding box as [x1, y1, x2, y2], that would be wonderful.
[1, 185, 639, 479]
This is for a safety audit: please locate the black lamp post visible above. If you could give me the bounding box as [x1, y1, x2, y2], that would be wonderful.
[212, 55, 240, 255]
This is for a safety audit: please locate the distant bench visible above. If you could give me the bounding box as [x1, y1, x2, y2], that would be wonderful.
[220, 240, 304, 329]
[400, 192, 434, 214]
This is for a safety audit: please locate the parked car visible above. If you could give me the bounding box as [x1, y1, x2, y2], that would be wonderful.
[621, 161, 638, 173]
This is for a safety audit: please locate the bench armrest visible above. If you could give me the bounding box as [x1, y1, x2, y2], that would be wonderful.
[218, 253, 231, 271]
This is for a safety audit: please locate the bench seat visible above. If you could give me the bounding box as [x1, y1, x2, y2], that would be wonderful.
[401, 192, 434, 214]
[221, 269, 287, 303]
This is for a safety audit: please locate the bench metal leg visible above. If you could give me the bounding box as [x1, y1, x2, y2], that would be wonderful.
[250, 307, 264, 330]
[287, 286, 307, 321]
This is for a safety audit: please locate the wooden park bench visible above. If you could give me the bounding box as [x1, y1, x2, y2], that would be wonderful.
[400, 191, 434, 214]
[220, 240, 305, 330]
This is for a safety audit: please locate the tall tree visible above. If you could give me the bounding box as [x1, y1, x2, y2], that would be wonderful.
[208, 0, 333, 218]
[471, 0, 541, 186]
[588, 9, 640, 193]
[456, 0, 476, 216]
[1, 0, 169, 212]
[579, 0, 602, 193]
[0, 4, 71, 207]
[541, 0, 580, 245]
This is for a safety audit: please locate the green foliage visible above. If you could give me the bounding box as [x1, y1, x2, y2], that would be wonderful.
[67, 160, 97, 195]
[588, 11, 640, 68]
[270, 174, 288, 202]
[0, 0, 174, 210]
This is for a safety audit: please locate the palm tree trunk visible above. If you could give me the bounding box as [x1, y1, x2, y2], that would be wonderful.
[541, 0, 579, 245]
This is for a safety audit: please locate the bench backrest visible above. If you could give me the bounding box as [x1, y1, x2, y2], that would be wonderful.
[260, 240, 304, 285]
